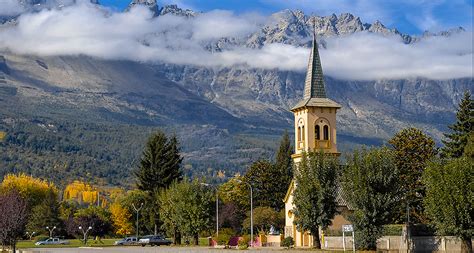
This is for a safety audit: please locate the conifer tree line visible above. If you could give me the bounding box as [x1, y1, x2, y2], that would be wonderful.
[0, 91, 471, 252]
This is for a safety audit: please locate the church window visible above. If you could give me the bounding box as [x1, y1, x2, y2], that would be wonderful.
[297, 127, 301, 142]
[302, 126, 305, 140]
[315, 125, 320, 140]
[323, 125, 329, 140]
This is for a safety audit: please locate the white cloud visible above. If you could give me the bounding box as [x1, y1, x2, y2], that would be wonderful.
[0, 0, 24, 16]
[0, 3, 471, 81]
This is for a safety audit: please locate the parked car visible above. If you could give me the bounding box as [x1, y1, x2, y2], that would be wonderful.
[35, 238, 69, 245]
[138, 235, 172, 246]
[114, 237, 138, 246]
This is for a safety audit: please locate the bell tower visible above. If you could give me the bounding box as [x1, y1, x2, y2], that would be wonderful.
[284, 26, 345, 248]
[291, 31, 341, 162]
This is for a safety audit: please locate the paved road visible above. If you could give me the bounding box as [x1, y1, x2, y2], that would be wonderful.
[20, 246, 311, 253]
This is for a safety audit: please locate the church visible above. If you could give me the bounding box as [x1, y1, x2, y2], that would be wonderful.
[283, 31, 350, 247]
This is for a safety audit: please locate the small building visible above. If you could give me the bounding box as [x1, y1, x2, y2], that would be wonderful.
[283, 31, 350, 247]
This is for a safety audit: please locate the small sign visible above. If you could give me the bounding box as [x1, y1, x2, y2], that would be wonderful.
[342, 225, 353, 232]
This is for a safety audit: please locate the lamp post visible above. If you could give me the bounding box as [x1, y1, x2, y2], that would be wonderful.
[200, 183, 219, 238]
[26, 231, 36, 240]
[46, 226, 56, 238]
[78, 226, 92, 245]
[236, 179, 253, 247]
[132, 202, 144, 239]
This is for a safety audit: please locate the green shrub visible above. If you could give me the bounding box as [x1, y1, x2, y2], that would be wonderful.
[280, 236, 294, 248]
[215, 228, 234, 245]
[383, 225, 403, 236]
[238, 237, 249, 250]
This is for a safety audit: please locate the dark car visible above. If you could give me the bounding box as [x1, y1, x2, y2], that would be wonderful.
[138, 235, 172, 246]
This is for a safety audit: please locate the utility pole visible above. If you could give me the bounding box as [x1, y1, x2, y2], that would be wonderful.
[132, 202, 144, 239]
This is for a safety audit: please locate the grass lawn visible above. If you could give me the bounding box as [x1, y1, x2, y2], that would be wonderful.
[17, 239, 117, 249]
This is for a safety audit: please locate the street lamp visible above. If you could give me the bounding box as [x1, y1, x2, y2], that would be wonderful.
[236, 179, 253, 247]
[200, 183, 219, 238]
[132, 202, 144, 239]
[78, 226, 92, 245]
[26, 231, 36, 240]
[46, 226, 56, 238]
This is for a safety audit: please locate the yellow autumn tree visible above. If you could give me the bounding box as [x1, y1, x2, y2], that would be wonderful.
[63, 180, 98, 205]
[110, 202, 133, 236]
[0, 173, 58, 207]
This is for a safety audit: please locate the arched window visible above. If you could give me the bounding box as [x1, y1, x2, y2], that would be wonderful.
[323, 125, 329, 140]
[297, 127, 301, 142]
[315, 125, 320, 140]
[302, 126, 305, 141]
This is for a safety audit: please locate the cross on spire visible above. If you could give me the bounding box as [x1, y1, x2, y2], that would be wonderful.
[303, 20, 327, 99]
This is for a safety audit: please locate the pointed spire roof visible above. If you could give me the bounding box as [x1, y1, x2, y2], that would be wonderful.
[303, 29, 326, 99]
[291, 23, 341, 111]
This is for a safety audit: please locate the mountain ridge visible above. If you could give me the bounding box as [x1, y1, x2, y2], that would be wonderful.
[0, 1, 472, 185]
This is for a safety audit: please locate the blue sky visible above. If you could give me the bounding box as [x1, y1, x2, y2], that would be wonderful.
[100, 0, 473, 35]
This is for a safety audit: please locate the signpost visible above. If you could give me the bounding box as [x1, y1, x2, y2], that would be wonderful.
[342, 225, 355, 252]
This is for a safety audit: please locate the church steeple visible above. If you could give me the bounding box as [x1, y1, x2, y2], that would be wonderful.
[291, 28, 340, 111]
[303, 31, 326, 99]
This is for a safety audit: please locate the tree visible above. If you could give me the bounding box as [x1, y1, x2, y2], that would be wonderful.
[110, 202, 133, 236]
[341, 147, 401, 250]
[74, 206, 113, 239]
[63, 180, 98, 206]
[244, 160, 287, 210]
[442, 91, 473, 158]
[292, 152, 339, 249]
[423, 157, 473, 253]
[158, 179, 213, 245]
[0, 191, 28, 252]
[119, 189, 154, 235]
[135, 130, 183, 193]
[134, 131, 183, 234]
[274, 130, 293, 192]
[389, 127, 436, 223]
[242, 206, 285, 234]
[0, 173, 58, 208]
[26, 189, 63, 237]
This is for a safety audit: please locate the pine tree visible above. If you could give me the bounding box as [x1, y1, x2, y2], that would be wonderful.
[135, 131, 183, 193]
[442, 91, 474, 158]
[274, 130, 293, 187]
[134, 130, 183, 235]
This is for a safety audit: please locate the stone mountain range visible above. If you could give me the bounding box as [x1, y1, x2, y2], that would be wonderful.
[0, 1, 472, 185]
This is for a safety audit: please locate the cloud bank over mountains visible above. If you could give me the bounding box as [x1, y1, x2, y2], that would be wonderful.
[0, 2, 472, 80]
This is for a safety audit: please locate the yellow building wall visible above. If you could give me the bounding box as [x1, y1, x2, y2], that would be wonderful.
[293, 107, 339, 155]
[285, 105, 346, 248]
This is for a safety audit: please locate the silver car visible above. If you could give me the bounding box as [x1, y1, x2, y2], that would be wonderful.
[114, 237, 138, 246]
